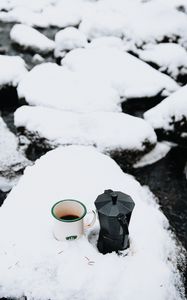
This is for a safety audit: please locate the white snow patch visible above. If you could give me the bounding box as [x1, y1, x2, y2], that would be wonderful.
[137, 43, 187, 79]
[0, 176, 20, 192]
[62, 47, 179, 99]
[134, 142, 171, 168]
[17, 62, 121, 113]
[79, 10, 127, 40]
[0, 116, 30, 177]
[0, 145, 184, 300]
[10, 24, 55, 54]
[32, 54, 45, 64]
[88, 36, 124, 50]
[144, 84, 187, 131]
[0, 55, 27, 88]
[54, 27, 87, 58]
[14, 106, 157, 152]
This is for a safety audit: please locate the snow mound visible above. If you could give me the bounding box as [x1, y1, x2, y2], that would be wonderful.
[79, 10, 127, 40]
[0, 55, 27, 88]
[14, 105, 157, 154]
[144, 85, 187, 134]
[0, 145, 184, 300]
[0, 116, 30, 178]
[10, 24, 55, 54]
[54, 27, 87, 58]
[17, 63, 121, 113]
[124, 0, 187, 47]
[62, 48, 179, 99]
[88, 36, 124, 50]
[137, 43, 187, 79]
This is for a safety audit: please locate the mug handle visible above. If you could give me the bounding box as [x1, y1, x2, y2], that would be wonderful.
[84, 210, 96, 229]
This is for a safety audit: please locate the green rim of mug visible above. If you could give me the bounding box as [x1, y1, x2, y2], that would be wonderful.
[51, 199, 87, 222]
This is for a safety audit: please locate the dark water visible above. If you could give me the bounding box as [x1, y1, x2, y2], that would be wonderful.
[0, 20, 186, 298]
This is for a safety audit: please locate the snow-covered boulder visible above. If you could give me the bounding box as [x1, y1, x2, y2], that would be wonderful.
[0, 116, 30, 179]
[137, 43, 187, 80]
[144, 85, 187, 144]
[17, 63, 121, 113]
[0, 145, 184, 300]
[88, 36, 124, 50]
[62, 48, 179, 100]
[54, 27, 87, 58]
[0, 54, 27, 88]
[10, 24, 55, 54]
[14, 106, 157, 165]
[124, 0, 187, 48]
[79, 10, 127, 40]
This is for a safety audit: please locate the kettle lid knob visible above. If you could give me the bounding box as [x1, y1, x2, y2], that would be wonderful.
[111, 192, 118, 205]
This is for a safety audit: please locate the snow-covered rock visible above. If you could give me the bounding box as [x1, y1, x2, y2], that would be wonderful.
[137, 43, 187, 80]
[17, 63, 121, 113]
[88, 36, 124, 50]
[144, 85, 187, 143]
[10, 24, 55, 54]
[54, 27, 87, 58]
[62, 48, 179, 99]
[0, 145, 185, 300]
[124, 0, 187, 48]
[0, 116, 30, 178]
[14, 106, 157, 164]
[0, 55, 27, 88]
[79, 10, 127, 40]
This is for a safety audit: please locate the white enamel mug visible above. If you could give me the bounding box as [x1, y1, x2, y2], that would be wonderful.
[51, 200, 96, 241]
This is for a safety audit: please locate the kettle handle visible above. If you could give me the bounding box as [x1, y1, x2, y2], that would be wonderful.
[117, 214, 129, 245]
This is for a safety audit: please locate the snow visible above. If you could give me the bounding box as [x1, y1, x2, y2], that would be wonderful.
[144, 85, 187, 131]
[88, 37, 124, 50]
[137, 43, 187, 79]
[54, 27, 87, 58]
[17, 63, 121, 113]
[14, 105, 157, 153]
[0, 55, 27, 88]
[0, 176, 20, 192]
[0, 116, 30, 178]
[10, 24, 55, 54]
[62, 48, 179, 99]
[133, 142, 171, 168]
[1, 0, 187, 49]
[0, 145, 184, 300]
[79, 10, 127, 40]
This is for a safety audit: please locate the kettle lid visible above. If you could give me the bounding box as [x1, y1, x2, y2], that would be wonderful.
[95, 189, 135, 217]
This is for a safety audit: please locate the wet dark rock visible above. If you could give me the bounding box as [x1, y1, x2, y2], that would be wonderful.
[111, 140, 155, 171]
[0, 86, 19, 110]
[156, 115, 187, 146]
[122, 92, 164, 116]
[0, 190, 8, 206]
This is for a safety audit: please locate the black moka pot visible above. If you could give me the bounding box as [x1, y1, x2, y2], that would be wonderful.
[95, 189, 135, 254]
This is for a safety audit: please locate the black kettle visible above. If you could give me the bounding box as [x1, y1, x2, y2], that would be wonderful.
[94, 189, 135, 254]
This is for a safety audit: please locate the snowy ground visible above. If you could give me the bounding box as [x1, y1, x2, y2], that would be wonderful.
[0, 0, 186, 299]
[0, 146, 185, 300]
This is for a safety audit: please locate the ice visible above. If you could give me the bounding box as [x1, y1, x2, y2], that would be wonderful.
[144, 85, 187, 132]
[0, 55, 27, 88]
[0, 116, 30, 178]
[62, 47, 179, 99]
[0, 145, 184, 300]
[17, 63, 121, 113]
[54, 27, 87, 58]
[10, 24, 55, 54]
[137, 43, 187, 79]
[14, 105, 157, 153]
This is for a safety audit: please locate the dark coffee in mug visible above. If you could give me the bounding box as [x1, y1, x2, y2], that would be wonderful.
[60, 215, 79, 220]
